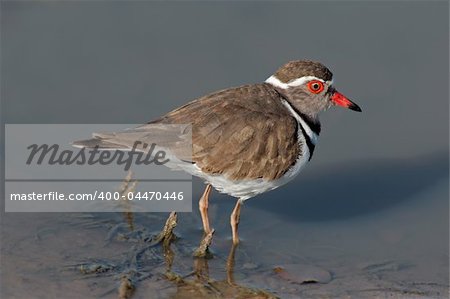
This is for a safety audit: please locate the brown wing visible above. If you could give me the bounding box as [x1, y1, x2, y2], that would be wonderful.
[154, 84, 302, 181]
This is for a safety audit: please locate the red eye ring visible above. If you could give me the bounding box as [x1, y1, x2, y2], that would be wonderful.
[307, 80, 324, 94]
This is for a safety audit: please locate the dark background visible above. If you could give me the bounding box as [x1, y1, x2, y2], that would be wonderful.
[1, 2, 449, 297]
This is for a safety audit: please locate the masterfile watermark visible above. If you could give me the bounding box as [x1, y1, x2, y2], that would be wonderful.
[5, 124, 193, 212]
[26, 141, 170, 171]
[10, 191, 185, 201]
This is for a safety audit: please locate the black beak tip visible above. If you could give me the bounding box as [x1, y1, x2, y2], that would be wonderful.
[349, 103, 362, 112]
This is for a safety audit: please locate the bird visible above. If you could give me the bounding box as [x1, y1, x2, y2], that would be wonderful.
[73, 60, 361, 245]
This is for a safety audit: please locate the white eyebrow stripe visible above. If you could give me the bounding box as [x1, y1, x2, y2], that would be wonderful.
[265, 75, 333, 89]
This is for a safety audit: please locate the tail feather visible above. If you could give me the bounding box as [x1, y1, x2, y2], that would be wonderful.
[71, 124, 192, 160]
[72, 137, 127, 150]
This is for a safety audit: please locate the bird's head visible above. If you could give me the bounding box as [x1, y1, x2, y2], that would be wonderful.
[265, 60, 361, 118]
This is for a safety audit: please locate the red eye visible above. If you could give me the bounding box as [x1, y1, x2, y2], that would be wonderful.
[307, 80, 324, 94]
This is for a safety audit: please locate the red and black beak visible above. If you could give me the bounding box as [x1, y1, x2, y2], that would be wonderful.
[331, 90, 362, 112]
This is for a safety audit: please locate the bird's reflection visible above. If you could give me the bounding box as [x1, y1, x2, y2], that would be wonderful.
[226, 243, 237, 285]
[191, 242, 238, 286]
[161, 234, 276, 299]
[163, 241, 175, 273]
[193, 255, 210, 282]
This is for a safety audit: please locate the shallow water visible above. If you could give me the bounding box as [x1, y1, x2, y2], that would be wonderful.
[1, 153, 448, 298]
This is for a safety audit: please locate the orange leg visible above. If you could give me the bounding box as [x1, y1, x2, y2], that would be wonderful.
[230, 200, 242, 245]
[198, 184, 212, 234]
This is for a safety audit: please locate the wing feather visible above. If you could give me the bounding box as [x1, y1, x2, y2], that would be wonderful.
[74, 84, 302, 181]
